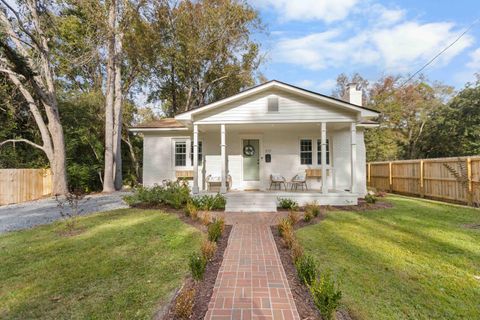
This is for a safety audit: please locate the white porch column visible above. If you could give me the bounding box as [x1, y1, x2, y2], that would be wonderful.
[220, 124, 227, 193]
[321, 122, 328, 194]
[350, 122, 357, 193]
[192, 123, 199, 194]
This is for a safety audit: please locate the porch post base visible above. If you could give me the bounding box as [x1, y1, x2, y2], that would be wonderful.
[220, 186, 227, 194]
[192, 186, 199, 194]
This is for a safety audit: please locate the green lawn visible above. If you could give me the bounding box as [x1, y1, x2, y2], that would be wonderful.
[296, 195, 480, 320]
[0, 209, 202, 319]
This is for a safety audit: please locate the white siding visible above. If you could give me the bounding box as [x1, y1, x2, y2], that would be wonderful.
[194, 90, 357, 124]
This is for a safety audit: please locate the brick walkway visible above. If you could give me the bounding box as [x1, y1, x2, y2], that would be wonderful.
[205, 223, 300, 320]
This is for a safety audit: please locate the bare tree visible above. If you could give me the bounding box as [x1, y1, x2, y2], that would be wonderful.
[0, 0, 68, 194]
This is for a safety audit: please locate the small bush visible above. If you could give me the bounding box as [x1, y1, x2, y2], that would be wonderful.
[303, 210, 313, 222]
[296, 254, 317, 286]
[191, 194, 226, 211]
[184, 201, 197, 217]
[207, 219, 224, 242]
[189, 253, 207, 280]
[288, 210, 300, 225]
[174, 287, 195, 320]
[309, 271, 342, 320]
[282, 226, 295, 249]
[305, 201, 321, 217]
[278, 197, 299, 210]
[123, 181, 191, 209]
[201, 240, 217, 261]
[200, 212, 212, 226]
[291, 240, 304, 264]
[278, 218, 292, 237]
[364, 193, 377, 204]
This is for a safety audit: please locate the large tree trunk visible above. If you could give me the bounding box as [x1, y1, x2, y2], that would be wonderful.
[113, 31, 123, 190]
[103, 0, 117, 193]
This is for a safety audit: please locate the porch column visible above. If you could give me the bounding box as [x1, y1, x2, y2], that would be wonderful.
[321, 122, 328, 194]
[220, 124, 227, 193]
[192, 123, 199, 194]
[350, 122, 357, 193]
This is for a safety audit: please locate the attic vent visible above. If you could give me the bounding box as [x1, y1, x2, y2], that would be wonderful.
[267, 96, 279, 112]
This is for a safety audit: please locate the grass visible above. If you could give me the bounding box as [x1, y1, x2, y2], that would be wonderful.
[0, 208, 202, 319]
[296, 195, 480, 320]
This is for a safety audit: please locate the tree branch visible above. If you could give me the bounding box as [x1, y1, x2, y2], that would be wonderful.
[0, 138, 44, 151]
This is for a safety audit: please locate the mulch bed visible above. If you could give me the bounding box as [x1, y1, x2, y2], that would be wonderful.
[272, 225, 355, 320]
[161, 225, 232, 320]
[333, 199, 393, 211]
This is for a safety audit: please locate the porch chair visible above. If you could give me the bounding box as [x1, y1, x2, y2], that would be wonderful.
[290, 172, 308, 191]
[269, 174, 287, 190]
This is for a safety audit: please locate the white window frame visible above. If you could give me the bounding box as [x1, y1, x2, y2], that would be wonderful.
[299, 138, 313, 165]
[173, 139, 188, 167]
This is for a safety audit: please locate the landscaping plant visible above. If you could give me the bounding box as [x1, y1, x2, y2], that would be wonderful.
[207, 218, 224, 242]
[174, 287, 195, 320]
[288, 210, 300, 225]
[305, 201, 321, 217]
[123, 181, 191, 209]
[291, 240, 304, 264]
[201, 240, 217, 261]
[189, 253, 207, 280]
[309, 271, 342, 320]
[303, 210, 313, 222]
[184, 200, 197, 217]
[55, 192, 88, 232]
[277, 197, 299, 210]
[191, 194, 226, 211]
[364, 193, 377, 204]
[295, 254, 317, 286]
[278, 217, 292, 237]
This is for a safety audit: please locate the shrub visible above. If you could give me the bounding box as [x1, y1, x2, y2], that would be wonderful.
[282, 226, 295, 249]
[364, 193, 377, 204]
[278, 197, 299, 210]
[296, 254, 317, 286]
[291, 240, 304, 264]
[278, 218, 292, 237]
[303, 210, 313, 222]
[123, 181, 191, 209]
[309, 271, 342, 320]
[200, 212, 211, 226]
[201, 240, 217, 261]
[189, 253, 207, 280]
[191, 194, 226, 211]
[174, 287, 195, 320]
[288, 210, 300, 225]
[184, 201, 197, 217]
[305, 201, 321, 217]
[207, 219, 224, 242]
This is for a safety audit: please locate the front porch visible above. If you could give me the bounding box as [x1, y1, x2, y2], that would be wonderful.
[200, 189, 358, 212]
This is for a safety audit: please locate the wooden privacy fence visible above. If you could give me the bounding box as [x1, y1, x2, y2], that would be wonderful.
[0, 169, 53, 205]
[367, 156, 480, 206]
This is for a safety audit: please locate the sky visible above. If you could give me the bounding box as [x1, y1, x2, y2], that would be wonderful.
[249, 0, 480, 94]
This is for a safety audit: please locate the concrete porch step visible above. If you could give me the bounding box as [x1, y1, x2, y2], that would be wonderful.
[225, 193, 277, 212]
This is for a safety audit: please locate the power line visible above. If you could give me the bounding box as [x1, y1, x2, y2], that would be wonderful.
[399, 17, 480, 88]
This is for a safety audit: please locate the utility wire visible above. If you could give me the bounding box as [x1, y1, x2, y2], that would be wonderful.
[399, 17, 480, 88]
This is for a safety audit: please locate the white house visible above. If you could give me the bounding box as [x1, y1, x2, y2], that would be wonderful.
[130, 80, 379, 211]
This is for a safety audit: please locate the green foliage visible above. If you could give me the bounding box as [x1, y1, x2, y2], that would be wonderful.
[207, 219, 224, 242]
[309, 271, 342, 320]
[278, 218, 292, 237]
[191, 194, 226, 211]
[305, 201, 321, 218]
[278, 198, 299, 210]
[123, 181, 190, 209]
[364, 194, 377, 204]
[303, 210, 313, 222]
[295, 254, 317, 286]
[184, 201, 197, 217]
[189, 253, 207, 281]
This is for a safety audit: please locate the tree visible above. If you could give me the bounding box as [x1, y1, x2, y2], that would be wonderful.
[148, 0, 264, 116]
[419, 76, 480, 158]
[366, 76, 452, 159]
[0, 0, 68, 194]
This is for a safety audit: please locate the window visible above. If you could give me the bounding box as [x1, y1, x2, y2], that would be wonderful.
[267, 96, 279, 112]
[175, 141, 186, 166]
[317, 139, 330, 165]
[190, 141, 203, 166]
[300, 139, 312, 165]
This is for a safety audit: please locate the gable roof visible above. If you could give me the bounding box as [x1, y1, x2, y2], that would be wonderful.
[175, 80, 379, 121]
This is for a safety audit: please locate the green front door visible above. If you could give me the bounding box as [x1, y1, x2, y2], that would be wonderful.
[243, 139, 260, 181]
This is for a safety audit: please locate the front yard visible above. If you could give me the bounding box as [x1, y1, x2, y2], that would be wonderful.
[296, 195, 480, 320]
[0, 208, 202, 319]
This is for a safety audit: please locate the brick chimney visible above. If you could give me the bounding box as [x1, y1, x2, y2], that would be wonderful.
[347, 83, 362, 106]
